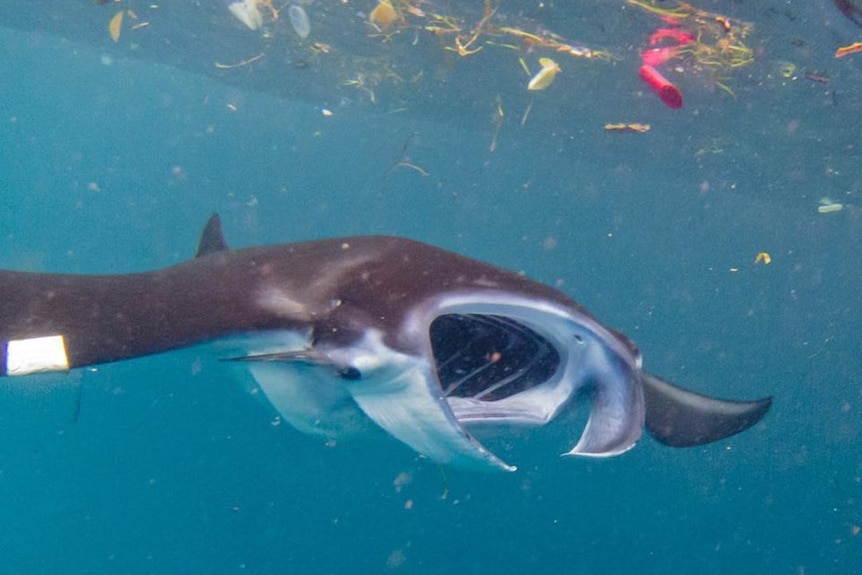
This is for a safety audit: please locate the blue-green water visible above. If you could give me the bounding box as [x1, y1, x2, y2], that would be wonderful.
[0, 2, 860, 573]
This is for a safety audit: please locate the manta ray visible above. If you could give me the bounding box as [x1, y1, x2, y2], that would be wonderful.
[0, 215, 770, 471]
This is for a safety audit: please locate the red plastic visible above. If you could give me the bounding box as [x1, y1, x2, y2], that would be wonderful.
[648, 28, 695, 47]
[641, 46, 681, 67]
[639, 64, 683, 109]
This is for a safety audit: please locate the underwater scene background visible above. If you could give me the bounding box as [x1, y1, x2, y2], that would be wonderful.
[0, 1, 860, 573]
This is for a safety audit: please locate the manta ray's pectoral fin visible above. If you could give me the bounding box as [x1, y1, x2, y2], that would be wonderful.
[642, 373, 772, 447]
[347, 362, 518, 473]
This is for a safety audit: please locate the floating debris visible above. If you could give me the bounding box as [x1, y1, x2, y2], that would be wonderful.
[639, 64, 683, 109]
[629, 0, 754, 102]
[817, 198, 844, 213]
[490, 95, 505, 151]
[385, 132, 429, 178]
[604, 123, 651, 133]
[804, 72, 830, 84]
[226, 0, 264, 31]
[754, 252, 772, 265]
[108, 10, 124, 42]
[288, 4, 310, 39]
[108, 9, 139, 42]
[527, 58, 561, 91]
[311, 42, 332, 54]
[775, 61, 796, 78]
[835, 41, 862, 58]
[369, 0, 398, 30]
[214, 52, 266, 70]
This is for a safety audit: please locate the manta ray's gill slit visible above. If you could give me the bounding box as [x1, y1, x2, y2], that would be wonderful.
[442, 361, 496, 397]
[472, 348, 548, 401]
[430, 314, 560, 401]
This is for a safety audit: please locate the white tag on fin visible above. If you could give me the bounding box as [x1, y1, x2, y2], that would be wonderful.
[6, 335, 69, 376]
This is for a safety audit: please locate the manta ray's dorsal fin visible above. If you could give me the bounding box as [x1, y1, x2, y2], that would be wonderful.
[196, 213, 230, 257]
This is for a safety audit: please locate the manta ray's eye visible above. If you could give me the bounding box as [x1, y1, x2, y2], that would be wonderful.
[337, 366, 362, 380]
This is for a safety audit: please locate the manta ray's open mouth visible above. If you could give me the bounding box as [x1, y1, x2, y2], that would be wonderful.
[430, 314, 561, 402]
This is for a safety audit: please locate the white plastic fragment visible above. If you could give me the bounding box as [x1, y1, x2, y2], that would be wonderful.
[227, 0, 264, 31]
[817, 202, 843, 214]
[6, 335, 70, 376]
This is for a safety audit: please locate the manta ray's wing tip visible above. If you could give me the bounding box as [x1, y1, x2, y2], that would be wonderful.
[643, 372, 772, 448]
